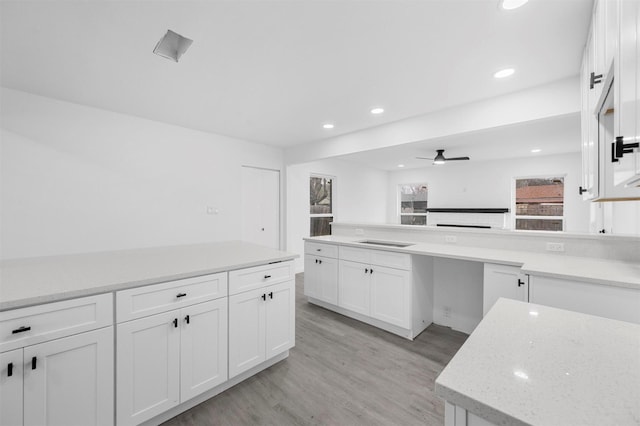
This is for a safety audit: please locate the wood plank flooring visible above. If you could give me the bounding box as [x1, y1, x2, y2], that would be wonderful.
[162, 273, 468, 426]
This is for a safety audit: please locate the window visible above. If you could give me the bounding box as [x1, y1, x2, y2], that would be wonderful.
[514, 176, 564, 231]
[310, 175, 334, 236]
[399, 184, 428, 225]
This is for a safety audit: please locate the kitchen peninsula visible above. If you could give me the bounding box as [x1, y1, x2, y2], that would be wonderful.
[302, 222, 640, 338]
[0, 241, 297, 426]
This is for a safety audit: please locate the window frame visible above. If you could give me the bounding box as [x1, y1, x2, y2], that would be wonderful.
[309, 174, 335, 236]
[512, 174, 566, 232]
[398, 183, 429, 226]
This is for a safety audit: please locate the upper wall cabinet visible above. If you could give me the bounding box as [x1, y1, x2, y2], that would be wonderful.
[580, 0, 640, 201]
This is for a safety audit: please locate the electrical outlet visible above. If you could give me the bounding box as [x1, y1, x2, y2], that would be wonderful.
[445, 235, 457, 243]
[355, 228, 364, 236]
[443, 306, 452, 318]
[546, 242, 565, 252]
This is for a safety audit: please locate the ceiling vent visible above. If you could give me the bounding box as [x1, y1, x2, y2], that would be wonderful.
[153, 30, 193, 62]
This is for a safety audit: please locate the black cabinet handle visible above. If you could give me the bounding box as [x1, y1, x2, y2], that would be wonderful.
[184, 315, 190, 324]
[590, 71, 602, 89]
[264, 275, 271, 279]
[176, 293, 187, 298]
[31, 357, 37, 370]
[269, 292, 273, 299]
[370, 269, 373, 274]
[316, 248, 321, 252]
[365, 268, 369, 273]
[7, 362, 13, 377]
[173, 318, 178, 328]
[611, 141, 619, 163]
[578, 186, 587, 195]
[261, 294, 266, 301]
[615, 135, 639, 159]
[12, 326, 31, 334]
[315, 259, 318, 263]
[517, 279, 525, 287]
[318, 259, 322, 264]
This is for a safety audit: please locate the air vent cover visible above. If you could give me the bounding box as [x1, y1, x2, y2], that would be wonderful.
[153, 30, 193, 62]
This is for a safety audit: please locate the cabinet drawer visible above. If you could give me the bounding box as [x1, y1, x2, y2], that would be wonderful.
[305, 242, 338, 258]
[116, 272, 227, 323]
[0, 293, 113, 352]
[229, 261, 294, 296]
[340, 246, 411, 270]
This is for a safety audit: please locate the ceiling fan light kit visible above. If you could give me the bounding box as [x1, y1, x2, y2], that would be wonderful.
[416, 149, 470, 165]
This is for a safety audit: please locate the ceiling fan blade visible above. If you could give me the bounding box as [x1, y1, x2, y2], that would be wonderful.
[415, 157, 434, 160]
[445, 156, 470, 161]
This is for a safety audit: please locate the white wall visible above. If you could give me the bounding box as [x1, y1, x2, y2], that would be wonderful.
[286, 159, 388, 271]
[385, 152, 591, 233]
[0, 88, 283, 259]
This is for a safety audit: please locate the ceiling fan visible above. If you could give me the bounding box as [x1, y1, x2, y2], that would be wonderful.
[416, 149, 470, 165]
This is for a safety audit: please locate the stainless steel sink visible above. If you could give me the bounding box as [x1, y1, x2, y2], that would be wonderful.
[357, 240, 414, 248]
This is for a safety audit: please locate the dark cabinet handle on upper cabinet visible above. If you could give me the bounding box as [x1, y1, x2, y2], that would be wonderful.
[31, 357, 37, 370]
[590, 72, 603, 89]
[176, 293, 187, 298]
[578, 186, 587, 195]
[184, 315, 190, 324]
[12, 326, 31, 334]
[612, 141, 620, 163]
[615, 136, 640, 159]
[517, 279, 525, 287]
[7, 363, 13, 377]
[173, 318, 178, 328]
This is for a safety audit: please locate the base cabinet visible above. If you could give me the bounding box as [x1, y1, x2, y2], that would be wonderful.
[116, 298, 228, 426]
[529, 275, 640, 324]
[229, 280, 295, 379]
[0, 327, 114, 426]
[482, 263, 528, 316]
[303, 254, 338, 305]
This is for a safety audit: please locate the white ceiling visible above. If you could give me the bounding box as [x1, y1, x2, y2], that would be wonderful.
[335, 113, 581, 170]
[0, 0, 592, 148]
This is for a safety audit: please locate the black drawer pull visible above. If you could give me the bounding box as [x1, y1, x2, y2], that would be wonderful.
[173, 318, 178, 328]
[370, 268, 373, 274]
[8, 362, 13, 377]
[365, 268, 369, 273]
[176, 293, 187, 298]
[184, 315, 190, 324]
[269, 292, 273, 299]
[31, 357, 37, 370]
[261, 294, 266, 301]
[318, 259, 322, 264]
[517, 279, 525, 287]
[264, 275, 271, 279]
[12, 326, 31, 334]
[315, 259, 318, 264]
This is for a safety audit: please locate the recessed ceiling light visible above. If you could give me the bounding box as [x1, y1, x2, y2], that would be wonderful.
[397, 164, 405, 168]
[494, 68, 515, 79]
[370, 107, 385, 115]
[501, 0, 529, 10]
[531, 148, 541, 153]
[323, 123, 334, 129]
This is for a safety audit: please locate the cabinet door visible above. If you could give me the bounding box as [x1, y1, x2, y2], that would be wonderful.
[229, 288, 266, 379]
[117, 312, 180, 426]
[0, 348, 23, 426]
[180, 299, 228, 402]
[369, 266, 411, 329]
[304, 255, 321, 299]
[24, 327, 114, 426]
[483, 264, 528, 316]
[318, 256, 339, 305]
[338, 260, 371, 316]
[581, 38, 598, 200]
[265, 281, 295, 359]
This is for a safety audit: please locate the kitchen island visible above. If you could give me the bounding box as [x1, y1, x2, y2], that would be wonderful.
[435, 298, 640, 425]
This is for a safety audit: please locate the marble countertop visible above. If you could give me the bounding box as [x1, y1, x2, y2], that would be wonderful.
[434, 298, 640, 425]
[0, 241, 297, 311]
[304, 236, 640, 290]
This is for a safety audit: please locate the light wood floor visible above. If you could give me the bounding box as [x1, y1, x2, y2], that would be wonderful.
[162, 273, 468, 426]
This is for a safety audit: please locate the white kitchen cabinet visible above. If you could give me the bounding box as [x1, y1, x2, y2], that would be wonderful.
[116, 298, 228, 426]
[529, 275, 640, 324]
[482, 263, 528, 316]
[0, 294, 114, 426]
[304, 241, 339, 305]
[338, 247, 411, 329]
[228, 280, 295, 378]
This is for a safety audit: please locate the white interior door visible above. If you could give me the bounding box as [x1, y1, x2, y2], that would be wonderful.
[241, 166, 280, 249]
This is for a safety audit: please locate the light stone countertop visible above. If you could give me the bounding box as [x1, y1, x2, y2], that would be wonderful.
[0, 241, 297, 311]
[304, 236, 640, 290]
[434, 298, 640, 426]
